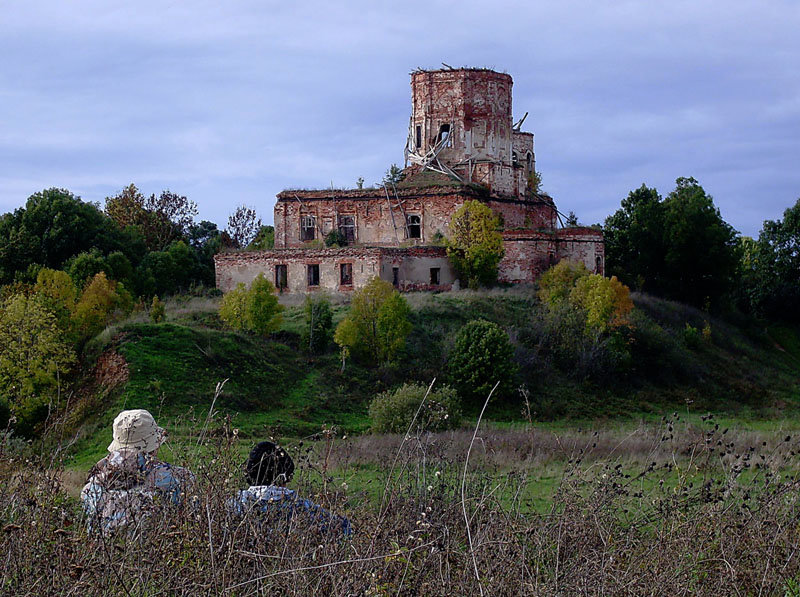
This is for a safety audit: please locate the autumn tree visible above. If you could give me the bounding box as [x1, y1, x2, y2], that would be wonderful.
[71, 272, 133, 342]
[0, 293, 75, 434]
[34, 268, 77, 331]
[446, 200, 505, 288]
[104, 185, 198, 251]
[226, 205, 262, 249]
[218, 274, 284, 335]
[334, 277, 412, 365]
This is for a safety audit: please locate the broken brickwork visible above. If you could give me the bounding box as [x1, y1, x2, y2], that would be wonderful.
[214, 67, 604, 295]
[215, 246, 455, 293]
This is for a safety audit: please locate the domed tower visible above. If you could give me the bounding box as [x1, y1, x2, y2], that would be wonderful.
[405, 68, 534, 197]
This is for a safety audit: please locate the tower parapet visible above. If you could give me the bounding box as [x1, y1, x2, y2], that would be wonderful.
[405, 68, 533, 197]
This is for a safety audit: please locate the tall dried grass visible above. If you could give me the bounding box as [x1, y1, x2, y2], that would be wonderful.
[3, 410, 800, 595]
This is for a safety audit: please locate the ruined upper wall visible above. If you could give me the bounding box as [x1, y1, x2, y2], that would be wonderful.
[410, 68, 528, 197]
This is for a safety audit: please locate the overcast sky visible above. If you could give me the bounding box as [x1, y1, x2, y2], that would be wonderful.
[1, 0, 798, 237]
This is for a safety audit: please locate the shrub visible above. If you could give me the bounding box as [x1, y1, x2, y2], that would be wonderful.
[446, 200, 504, 289]
[0, 293, 75, 434]
[219, 274, 284, 335]
[34, 268, 77, 330]
[334, 277, 412, 364]
[246, 274, 284, 335]
[150, 295, 166, 323]
[324, 229, 347, 248]
[684, 323, 702, 348]
[71, 272, 134, 342]
[369, 382, 461, 433]
[448, 319, 518, 403]
[219, 283, 249, 331]
[302, 294, 333, 354]
[537, 260, 590, 306]
[570, 274, 634, 333]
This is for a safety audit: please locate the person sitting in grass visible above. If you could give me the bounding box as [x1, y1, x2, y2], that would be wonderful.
[233, 440, 352, 537]
[80, 409, 194, 534]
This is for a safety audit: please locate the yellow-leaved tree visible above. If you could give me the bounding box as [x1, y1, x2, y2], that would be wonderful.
[334, 277, 412, 366]
[0, 293, 75, 435]
[446, 200, 504, 289]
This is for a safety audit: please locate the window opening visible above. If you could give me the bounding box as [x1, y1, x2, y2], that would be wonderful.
[406, 214, 421, 239]
[438, 124, 451, 147]
[512, 151, 518, 165]
[340, 263, 353, 286]
[415, 125, 422, 150]
[338, 215, 355, 243]
[307, 264, 320, 287]
[300, 215, 316, 241]
[430, 267, 440, 285]
[526, 152, 533, 172]
[595, 255, 603, 274]
[275, 265, 287, 290]
[392, 267, 399, 287]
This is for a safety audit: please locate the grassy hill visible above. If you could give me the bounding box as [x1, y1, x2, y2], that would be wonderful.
[63, 288, 800, 466]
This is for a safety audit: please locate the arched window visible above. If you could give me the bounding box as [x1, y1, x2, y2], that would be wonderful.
[438, 124, 451, 147]
[526, 152, 533, 172]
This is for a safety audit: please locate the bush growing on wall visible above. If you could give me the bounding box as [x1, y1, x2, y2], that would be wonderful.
[219, 274, 284, 335]
[448, 319, 518, 404]
[369, 382, 461, 433]
[334, 277, 412, 365]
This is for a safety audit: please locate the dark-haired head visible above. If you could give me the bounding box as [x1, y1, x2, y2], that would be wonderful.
[245, 441, 295, 486]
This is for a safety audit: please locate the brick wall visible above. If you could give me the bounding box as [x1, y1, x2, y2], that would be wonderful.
[215, 246, 456, 294]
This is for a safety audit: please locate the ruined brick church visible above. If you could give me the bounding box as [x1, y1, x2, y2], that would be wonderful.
[215, 67, 604, 293]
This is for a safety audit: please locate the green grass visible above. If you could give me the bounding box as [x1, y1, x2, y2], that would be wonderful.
[64, 288, 800, 468]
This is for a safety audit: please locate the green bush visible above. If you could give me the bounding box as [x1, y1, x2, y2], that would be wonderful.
[219, 274, 284, 335]
[369, 382, 461, 433]
[448, 319, 518, 403]
[246, 274, 284, 334]
[301, 294, 333, 354]
[684, 323, 702, 349]
[150, 295, 166, 323]
[334, 277, 412, 364]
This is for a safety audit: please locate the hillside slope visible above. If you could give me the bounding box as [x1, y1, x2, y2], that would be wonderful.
[65, 289, 800, 465]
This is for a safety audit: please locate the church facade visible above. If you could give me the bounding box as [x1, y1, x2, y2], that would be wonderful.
[215, 67, 603, 294]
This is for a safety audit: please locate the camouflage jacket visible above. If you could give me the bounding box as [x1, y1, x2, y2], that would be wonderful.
[233, 485, 353, 537]
[80, 449, 194, 534]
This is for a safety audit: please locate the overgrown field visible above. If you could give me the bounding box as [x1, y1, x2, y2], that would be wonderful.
[62, 287, 800, 467]
[6, 413, 800, 595]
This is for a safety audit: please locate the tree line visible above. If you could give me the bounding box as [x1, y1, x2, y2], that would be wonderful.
[603, 177, 799, 321]
[0, 185, 272, 297]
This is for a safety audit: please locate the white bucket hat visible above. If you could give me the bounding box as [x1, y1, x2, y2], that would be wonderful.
[108, 409, 166, 453]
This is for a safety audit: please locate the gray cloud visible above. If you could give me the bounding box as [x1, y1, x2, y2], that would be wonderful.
[1, 0, 798, 236]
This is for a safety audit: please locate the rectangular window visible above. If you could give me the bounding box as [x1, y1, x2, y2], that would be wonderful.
[275, 265, 287, 290]
[307, 264, 320, 287]
[300, 215, 316, 241]
[406, 214, 421, 239]
[392, 267, 399, 287]
[430, 267, 440, 285]
[415, 125, 422, 150]
[438, 124, 451, 147]
[338, 215, 355, 243]
[340, 263, 353, 286]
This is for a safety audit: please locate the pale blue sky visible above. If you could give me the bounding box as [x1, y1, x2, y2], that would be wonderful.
[1, 0, 798, 236]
